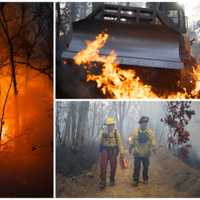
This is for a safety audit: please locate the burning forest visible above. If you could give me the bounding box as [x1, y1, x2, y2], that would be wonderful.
[0, 3, 53, 197]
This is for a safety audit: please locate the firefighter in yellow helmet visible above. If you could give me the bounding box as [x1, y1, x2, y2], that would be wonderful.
[99, 117, 125, 189]
[129, 116, 156, 186]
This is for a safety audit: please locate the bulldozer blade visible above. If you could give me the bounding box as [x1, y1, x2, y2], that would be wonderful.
[62, 19, 183, 69]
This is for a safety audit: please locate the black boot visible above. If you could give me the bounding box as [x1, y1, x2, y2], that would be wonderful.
[132, 180, 139, 187]
[99, 181, 106, 189]
[110, 178, 115, 186]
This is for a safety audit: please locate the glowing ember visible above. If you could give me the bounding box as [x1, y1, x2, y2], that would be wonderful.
[166, 91, 190, 99]
[1, 125, 8, 139]
[73, 32, 200, 99]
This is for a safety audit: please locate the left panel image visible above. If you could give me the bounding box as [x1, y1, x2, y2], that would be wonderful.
[0, 2, 53, 197]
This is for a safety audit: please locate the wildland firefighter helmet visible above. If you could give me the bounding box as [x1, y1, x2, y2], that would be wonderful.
[139, 116, 149, 124]
[106, 117, 116, 125]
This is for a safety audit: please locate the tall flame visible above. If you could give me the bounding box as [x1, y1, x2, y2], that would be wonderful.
[73, 33, 200, 99]
[191, 65, 200, 97]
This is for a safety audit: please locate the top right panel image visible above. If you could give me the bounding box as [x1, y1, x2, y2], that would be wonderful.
[56, 2, 200, 99]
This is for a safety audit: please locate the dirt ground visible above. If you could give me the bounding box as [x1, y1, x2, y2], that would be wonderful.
[56, 147, 200, 197]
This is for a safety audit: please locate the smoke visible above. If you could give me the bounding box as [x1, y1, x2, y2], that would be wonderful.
[57, 101, 200, 169]
[187, 102, 200, 160]
[119, 101, 166, 141]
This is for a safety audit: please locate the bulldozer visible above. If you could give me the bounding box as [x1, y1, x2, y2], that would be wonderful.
[62, 2, 192, 70]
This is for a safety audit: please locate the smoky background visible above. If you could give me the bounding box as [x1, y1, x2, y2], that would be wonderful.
[56, 101, 200, 178]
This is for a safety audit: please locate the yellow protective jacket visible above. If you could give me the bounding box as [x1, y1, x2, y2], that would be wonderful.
[99, 129, 125, 155]
[129, 128, 156, 157]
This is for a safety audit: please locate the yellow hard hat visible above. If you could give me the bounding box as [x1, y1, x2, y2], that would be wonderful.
[106, 117, 116, 125]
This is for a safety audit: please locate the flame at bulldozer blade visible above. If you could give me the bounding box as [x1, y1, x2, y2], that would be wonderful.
[73, 33, 200, 99]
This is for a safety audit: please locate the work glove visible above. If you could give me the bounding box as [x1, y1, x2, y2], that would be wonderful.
[120, 153, 125, 159]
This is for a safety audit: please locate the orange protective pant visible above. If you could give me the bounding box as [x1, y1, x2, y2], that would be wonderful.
[100, 147, 118, 183]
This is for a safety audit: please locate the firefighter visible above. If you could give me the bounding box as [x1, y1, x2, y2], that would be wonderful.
[128, 116, 156, 187]
[99, 117, 125, 189]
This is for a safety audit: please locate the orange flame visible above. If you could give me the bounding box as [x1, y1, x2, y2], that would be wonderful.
[74, 33, 109, 65]
[191, 65, 200, 97]
[73, 33, 200, 99]
[87, 51, 157, 99]
[1, 124, 8, 140]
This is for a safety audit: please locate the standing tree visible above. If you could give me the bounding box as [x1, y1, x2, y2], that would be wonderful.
[114, 101, 131, 135]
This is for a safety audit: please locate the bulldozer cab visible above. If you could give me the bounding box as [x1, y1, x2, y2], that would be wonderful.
[62, 2, 188, 69]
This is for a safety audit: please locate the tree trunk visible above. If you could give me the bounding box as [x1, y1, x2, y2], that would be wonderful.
[76, 102, 89, 149]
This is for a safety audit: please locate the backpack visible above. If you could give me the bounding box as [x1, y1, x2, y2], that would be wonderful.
[138, 130, 149, 144]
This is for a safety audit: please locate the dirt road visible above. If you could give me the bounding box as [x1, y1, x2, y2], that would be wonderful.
[57, 148, 200, 197]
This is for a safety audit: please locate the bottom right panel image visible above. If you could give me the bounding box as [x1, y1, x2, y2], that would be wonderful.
[56, 101, 200, 198]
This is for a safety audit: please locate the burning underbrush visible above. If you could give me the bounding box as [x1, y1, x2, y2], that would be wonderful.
[73, 33, 200, 99]
[0, 66, 53, 197]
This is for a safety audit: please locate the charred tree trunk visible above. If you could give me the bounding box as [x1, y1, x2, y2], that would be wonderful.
[90, 102, 97, 138]
[75, 102, 89, 150]
[0, 77, 12, 146]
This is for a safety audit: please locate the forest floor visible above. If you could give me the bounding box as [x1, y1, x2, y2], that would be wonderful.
[56, 147, 200, 197]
